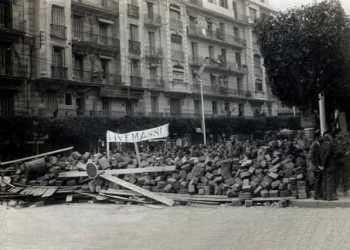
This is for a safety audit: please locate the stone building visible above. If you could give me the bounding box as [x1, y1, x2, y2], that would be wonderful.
[0, 0, 279, 118]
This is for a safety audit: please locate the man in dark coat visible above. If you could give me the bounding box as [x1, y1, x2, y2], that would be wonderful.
[308, 130, 322, 199]
[320, 133, 338, 201]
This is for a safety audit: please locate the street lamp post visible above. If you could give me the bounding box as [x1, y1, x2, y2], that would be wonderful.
[197, 57, 210, 145]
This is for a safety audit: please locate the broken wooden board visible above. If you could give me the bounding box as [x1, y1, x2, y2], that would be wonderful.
[100, 174, 174, 206]
[58, 165, 176, 178]
[99, 193, 146, 204]
[1, 146, 74, 166]
[100, 189, 237, 203]
[41, 187, 58, 198]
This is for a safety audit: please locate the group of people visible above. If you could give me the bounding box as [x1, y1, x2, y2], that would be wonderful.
[308, 131, 350, 201]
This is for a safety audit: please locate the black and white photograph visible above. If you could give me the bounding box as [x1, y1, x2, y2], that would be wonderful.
[1, 0, 350, 249]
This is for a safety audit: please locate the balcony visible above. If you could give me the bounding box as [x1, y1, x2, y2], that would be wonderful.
[72, 32, 120, 52]
[128, 4, 139, 19]
[0, 2, 26, 39]
[188, 0, 203, 6]
[188, 25, 246, 48]
[169, 18, 182, 32]
[130, 75, 143, 87]
[144, 78, 165, 90]
[144, 14, 161, 27]
[129, 40, 141, 55]
[51, 65, 68, 80]
[190, 56, 248, 74]
[73, 69, 121, 85]
[144, 47, 162, 63]
[71, 0, 119, 16]
[50, 24, 67, 40]
[171, 49, 185, 62]
[192, 82, 252, 98]
[0, 60, 26, 79]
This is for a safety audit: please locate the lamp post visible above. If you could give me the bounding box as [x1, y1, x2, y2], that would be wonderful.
[197, 57, 210, 145]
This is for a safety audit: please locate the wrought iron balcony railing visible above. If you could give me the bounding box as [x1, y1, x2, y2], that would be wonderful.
[73, 69, 121, 85]
[169, 18, 182, 32]
[50, 24, 67, 39]
[130, 75, 143, 87]
[51, 65, 68, 79]
[128, 4, 139, 18]
[144, 14, 161, 26]
[72, 31, 120, 49]
[129, 40, 141, 55]
[71, 0, 119, 15]
[189, 57, 248, 74]
[0, 60, 26, 78]
[192, 82, 252, 98]
[171, 49, 185, 62]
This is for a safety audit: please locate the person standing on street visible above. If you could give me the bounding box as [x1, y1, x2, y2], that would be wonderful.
[320, 132, 338, 201]
[308, 130, 322, 199]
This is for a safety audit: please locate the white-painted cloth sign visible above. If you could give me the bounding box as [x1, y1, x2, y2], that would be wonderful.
[107, 124, 169, 143]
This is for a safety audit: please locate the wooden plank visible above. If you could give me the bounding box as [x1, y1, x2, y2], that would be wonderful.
[99, 193, 146, 204]
[252, 197, 296, 202]
[41, 187, 58, 198]
[33, 187, 48, 197]
[100, 189, 236, 203]
[58, 165, 176, 178]
[0, 146, 74, 166]
[74, 191, 107, 201]
[100, 174, 174, 206]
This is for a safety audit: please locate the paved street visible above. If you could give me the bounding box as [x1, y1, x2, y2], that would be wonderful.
[1, 204, 350, 250]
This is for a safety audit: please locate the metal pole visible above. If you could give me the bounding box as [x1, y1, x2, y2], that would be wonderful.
[200, 79, 207, 145]
[318, 92, 327, 135]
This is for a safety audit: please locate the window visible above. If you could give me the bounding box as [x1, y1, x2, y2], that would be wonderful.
[207, 20, 213, 35]
[0, 3, 11, 28]
[150, 67, 157, 79]
[255, 78, 263, 92]
[170, 9, 180, 20]
[210, 74, 216, 85]
[0, 91, 14, 116]
[52, 46, 64, 66]
[73, 54, 83, 79]
[148, 31, 156, 50]
[73, 15, 83, 39]
[147, 2, 154, 19]
[249, 7, 258, 21]
[224, 102, 230, 112]
[232, 1, 238, 19]
[235, 52, 241, 67]
[102, 98, 110, 115]
[101, 59, 110, 79]
[254, 54, 261, 68]
[238, 103, 244, 117]
[191, 42, 198, 61]
[194, 100, 201, 114]
[51, 5, 64, 25]
[234, 27, 240, 38]
[130, 59, 140, 76]
[220, 48, 226, 64]
[189, 16, 197, 26]
[208, 45, 214, 59]
[237, 77, 242, 91]
[99, 22, 108, 44]
[171, 34, 182, 50]
[151, 96, 158, 113]
[65, 93, 72, 106]
[220, 0, 228, 8]
[173, 70, 184, 82]
[212, 101, 218, 114]
[170, 98, 181, 114]
[129, 24, 138, 41]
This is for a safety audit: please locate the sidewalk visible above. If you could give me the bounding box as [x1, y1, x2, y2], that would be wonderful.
[290, 192, 350, 208]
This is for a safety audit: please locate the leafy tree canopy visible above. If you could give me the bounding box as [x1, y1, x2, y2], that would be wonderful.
[255, 0, 350, 112]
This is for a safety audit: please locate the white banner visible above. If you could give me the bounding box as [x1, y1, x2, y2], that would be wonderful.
[107, 124, 169, 143]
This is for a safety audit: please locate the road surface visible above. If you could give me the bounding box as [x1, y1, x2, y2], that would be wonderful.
[1, 203, 350, 250]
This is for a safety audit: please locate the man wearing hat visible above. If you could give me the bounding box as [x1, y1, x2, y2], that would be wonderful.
[308, 129, 323, 199]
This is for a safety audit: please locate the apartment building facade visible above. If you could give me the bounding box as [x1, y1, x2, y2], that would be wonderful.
[0, 0, 278, 118]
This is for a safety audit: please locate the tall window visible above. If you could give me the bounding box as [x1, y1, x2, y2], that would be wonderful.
[254, 54, 262, 68]
[220, 0, 228, 8]
[249, 7, 258, 21]
[194, 100, 201, 114]
[191, 42, 198, 61]
[52, 46, 64, 66]
[72, 15, 83, 39]
[150, 67, 157, 79]
[255, 78, 263, 92]
[129, 24, 138, 41]
[170, 9, 180, 20]
[171, 34, 182, 50]
[151, 96, 158, 113]
[207, 20, 213, 35]
[237, 77, 242, 91]
[220, 48, 226, 64]
[189, 16, 197, 27]
[101, 59, 110, 80]
[51, 5, 64, 25]
[232, 1, 238, 19]
[234, 27, 240, 38]
[235, 52, 241, 67]
[212, 101, 218, 115]
[73, 54, 83, 79]
[147, 2, 154, 19]
[208, 45, 214, 59]
[99, 22, 108, 44]
[148, 31, 156, 50]
[130, 59, 140, 76]
[0, 3, 11, 28]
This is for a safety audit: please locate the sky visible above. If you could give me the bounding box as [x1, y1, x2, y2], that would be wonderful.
[270, 0, 350, 14]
